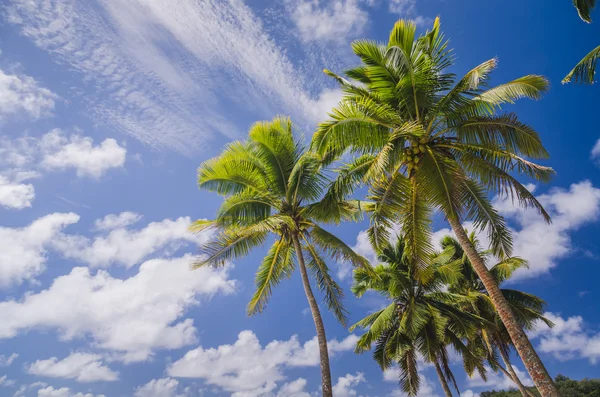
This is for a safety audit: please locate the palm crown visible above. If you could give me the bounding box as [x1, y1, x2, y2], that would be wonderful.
[312, 18, 554, 267]
[350, 237, 489, 396]
[191, 116, 368, 324]
[434, 234, 553, 368]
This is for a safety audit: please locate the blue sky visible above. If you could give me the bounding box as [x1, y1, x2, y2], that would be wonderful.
[0, 0, 599, 396]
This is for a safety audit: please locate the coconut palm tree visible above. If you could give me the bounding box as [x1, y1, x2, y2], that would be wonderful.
[351, 236, 488, 397]
[434, 234, 554, 397]
[191, 116, 370, 397]
[312, 18, 559, 395]
[563, 0, 599, 84]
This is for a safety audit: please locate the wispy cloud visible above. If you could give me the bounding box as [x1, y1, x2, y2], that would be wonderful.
[6, 0, 346, 154]
[0, 66, 56, 121]
[292, 0, 369, 43]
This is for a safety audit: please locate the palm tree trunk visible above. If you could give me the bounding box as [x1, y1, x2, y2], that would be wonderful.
[292, 234, 333, 397]
[498, 347, 537, 397]
[433, 360, 453, 397]
[447, 217, 559, 397]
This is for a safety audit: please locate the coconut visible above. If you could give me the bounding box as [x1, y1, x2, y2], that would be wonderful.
[419, 137, 428, 144]
[419, 144, 426, 152]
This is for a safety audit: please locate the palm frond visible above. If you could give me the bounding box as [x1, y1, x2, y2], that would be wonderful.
[302, 238, 349, 326]
[573, 0, 596, 22]
[309, 224, 371, 270]
[247, 236, 295, 315]
[563, 44, 600, 84]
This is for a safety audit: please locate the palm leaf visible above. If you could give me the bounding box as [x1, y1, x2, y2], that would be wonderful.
[563, 44, 600, 84]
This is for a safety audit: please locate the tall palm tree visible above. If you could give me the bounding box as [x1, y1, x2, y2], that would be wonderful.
[351, 236, 488, 397]
[434, 234, 554, 397]
[191, 116, 369, 397]
[563, 0, 599, 84]
[312, 18, 559, 395]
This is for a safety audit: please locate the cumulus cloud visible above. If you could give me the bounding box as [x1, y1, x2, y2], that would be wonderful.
[168, 330, 357, 395]
[93, 212, 142, 231]
[292, 0, 368, 43]
[38, 130, 126, 178]
[0, 67, 56, 121]
[0, 129, 126, 181]
[0, 255, 236, 363]
[0, 212, 79, 288]
[54, 216, 206, 268]
[529, 312, 600, 363]
[0, 174, 35, 209]
[133, 378, 188, 397]
[332, 372, 365, 397]
[466, 365, 532, 390]
[493, 181, 600, 279]
[36, 387, 106, 397]
[28, 353, 118, 383]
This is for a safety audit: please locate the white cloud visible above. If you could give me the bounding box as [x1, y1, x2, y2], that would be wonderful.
[591, 138, 600, 163]
[0, 67, 56, 121]
[462, 391, 480, 397]
[0, 175, 34, 209]
[292, 0, 368, 43]
[467, 365, 532, 390]
[0, 130, 126, 182]
[0, 254, 236, 363]
[36, 387, 105, 397]
[0, 353, 18, 367]
[0, 212, 79, 288]
[387, 0, 432, 26]
[494, 181, 600, 279]
[529, 312, 600, 363]
[276, 378, 311, 397]
[133, 378, 188, 397]
[0, 374, 15, 387]
[28, 353, 118, 383]
[39, 130, 126, 178]
[7, 0, 336, 153]
[385, 367, 439, 397]
[168, 330, 357, 395]
[54, 216, 205, 268]
[93, 212, 142, 231]
[332, 372, 365, 397]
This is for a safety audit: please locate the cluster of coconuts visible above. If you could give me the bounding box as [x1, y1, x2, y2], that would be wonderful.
[402, 137, 429, 174]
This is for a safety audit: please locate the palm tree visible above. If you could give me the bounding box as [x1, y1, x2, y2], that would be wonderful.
[563, 0, 599, 84]
[351, 236, 488, 397]
[312, 18, 559, 395]
[191, 116, 369, 397]
[434, 234, 554, 397]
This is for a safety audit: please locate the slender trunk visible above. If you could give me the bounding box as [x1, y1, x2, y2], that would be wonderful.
[498, 347, 537, 397]
[447, 217, 559, 397]
[292, 234, 333, 397]
[433, 360, 453, 397]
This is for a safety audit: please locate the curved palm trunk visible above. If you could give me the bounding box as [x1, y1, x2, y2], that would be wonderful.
[433, 360, 453, 397]
[447, 217, 559, 397]
[497, 347, 537, 397]
[292, 235, 333, 397]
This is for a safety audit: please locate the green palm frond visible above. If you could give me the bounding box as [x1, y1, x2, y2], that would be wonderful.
[573, 0, 596, 22]
[193, 216, 292, 268]
[563, 44, 600, 84]
[399, 346, 420, 396]
[490, 257, 528, 284]
[302, 239, 349, 326]
[216, 190, 276, 227]
[476, 75, 549, 106]
[247, 236, 295, 315]
[309, 224, 371, 270]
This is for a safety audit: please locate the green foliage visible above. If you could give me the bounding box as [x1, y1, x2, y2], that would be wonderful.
[480, 375, 600, 396]
[194, 116, 369, 323]
[564, 0, 598, 84]
[313, 17, 553, 264]
[350, 235, 488, 396]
